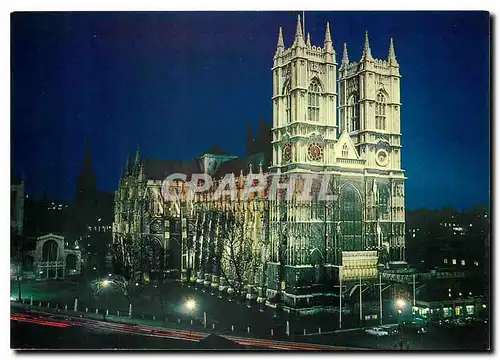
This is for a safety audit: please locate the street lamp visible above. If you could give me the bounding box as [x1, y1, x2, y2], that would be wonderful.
[185, 298, 196, 338]
[330, 264, 344, 329]
[395, 298, 406, 350]
[101, 279, 110, 320]
[396, 298, 406, 312]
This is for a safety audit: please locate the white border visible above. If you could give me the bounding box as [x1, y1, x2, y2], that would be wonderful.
[4, 1, 496, 359]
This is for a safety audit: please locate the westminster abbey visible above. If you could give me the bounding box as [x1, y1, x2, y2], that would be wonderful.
[112, 15, 406, 310]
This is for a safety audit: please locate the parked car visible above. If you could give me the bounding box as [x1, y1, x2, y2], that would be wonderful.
[379, 325, 399, 335]
[365, 327, 389, 337]
[417, 327, 427, 334]
[438, 319, 455, 328]
[453, 318, 467, 327]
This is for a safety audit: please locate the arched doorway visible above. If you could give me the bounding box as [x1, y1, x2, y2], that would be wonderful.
[42, 240, 59, 261]
[310, 248, 324, 284]
[339, 184, 363, 251]
[142, 237, 165, 282]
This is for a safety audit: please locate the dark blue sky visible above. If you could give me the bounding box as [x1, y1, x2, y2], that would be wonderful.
[11, 11, 490, 211]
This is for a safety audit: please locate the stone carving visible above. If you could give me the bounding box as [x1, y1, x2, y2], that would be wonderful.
[310, 132, 324, 142]
[376, 140, 391, 152]
[376, 133, 390, 142]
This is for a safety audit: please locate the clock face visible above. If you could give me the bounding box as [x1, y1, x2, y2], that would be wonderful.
[308, 142, 323, 162]
[376, 149, 389, 167]
[282, 143, 292, 163]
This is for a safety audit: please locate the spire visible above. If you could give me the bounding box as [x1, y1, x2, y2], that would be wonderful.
[134, 143, 141, 167]
[306, 32, 311, 47]
[341, 42, 349, 68]
[324, 22, 332, 43]
[276, 26, 284, 52]
[125, 152, 132, 175]
[138, 161, 145, 181]
[294, 14, 305, 47]
[324, 22, 333, 53]
[388, 37, 398, 66]
[362, 30, 372, 60]
[75, 138, 97, 203]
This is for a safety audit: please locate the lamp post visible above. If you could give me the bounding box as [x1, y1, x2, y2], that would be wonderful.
[330, 264, 344, 329]
[101, 279, 110, 320]
[395, 298, 406, 350]
[185, 298, 196, 338]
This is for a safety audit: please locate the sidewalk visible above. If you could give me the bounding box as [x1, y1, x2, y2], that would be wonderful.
[13, 301, 229, 336]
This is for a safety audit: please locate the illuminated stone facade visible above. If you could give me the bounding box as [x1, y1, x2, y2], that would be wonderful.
[112, 16, 406, 309]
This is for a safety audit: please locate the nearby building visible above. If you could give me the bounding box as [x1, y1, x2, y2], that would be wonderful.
[11, 174, 25, 236]
[26, 233, 81, 280]
[112, 16, 406, 311]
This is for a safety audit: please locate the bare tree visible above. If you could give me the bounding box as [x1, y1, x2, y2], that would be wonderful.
[217, 212, 258, 299]
[91, 274, 137, 309]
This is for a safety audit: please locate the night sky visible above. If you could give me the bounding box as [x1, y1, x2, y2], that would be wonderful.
[11, 11, 490, 211]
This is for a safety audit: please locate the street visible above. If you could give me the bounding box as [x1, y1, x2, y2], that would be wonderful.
[11, 312, 194, 350]
[10, 279, 490, 351]
[10, 304, 363, 350]
[298, 322, 489, 350]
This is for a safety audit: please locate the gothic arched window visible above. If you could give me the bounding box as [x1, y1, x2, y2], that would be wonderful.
[339, 184, 363, 251]
[342, 144, 349, 158]
[284, 82, 292, 123]
[308, 79, 321, 121]
[347, 93, 360, 131]
[375, 93, 386, 130]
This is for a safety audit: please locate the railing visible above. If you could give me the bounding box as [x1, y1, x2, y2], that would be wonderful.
[380, 270, 468, 283]
[36, 261, 65, 267]
[336, 158, 366, 165]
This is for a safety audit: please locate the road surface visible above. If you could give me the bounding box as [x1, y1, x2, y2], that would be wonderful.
[11, 305, 364, 350]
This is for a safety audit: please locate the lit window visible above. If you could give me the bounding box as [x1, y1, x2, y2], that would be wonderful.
[474, 261, 479, 266]
[452, 259, 456, 265]
[308, 80, 321, 122]
[461, 260, 465, 266]
[444, 258, 448, 264]
[466, 305, 474, 315]
[443, 307, 452, 317]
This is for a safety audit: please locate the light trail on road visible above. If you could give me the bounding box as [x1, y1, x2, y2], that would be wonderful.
[12, 308, 368, 350]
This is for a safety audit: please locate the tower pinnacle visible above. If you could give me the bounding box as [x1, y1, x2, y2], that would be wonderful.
[324, 22, 334, 54]
[362, 30, 372, 60]
[388, 37, 398, 66]
[294, 14, 305, 47]
[342, 42, 349, 67]
[125, 152, 132, 175]
[277, 26, 284, 51]
[134, 143, 141, 166]
[324, 21, 332, 43]
[306, 32, 311, 47]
